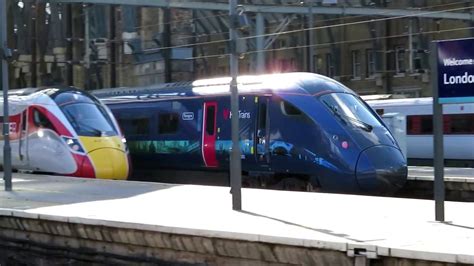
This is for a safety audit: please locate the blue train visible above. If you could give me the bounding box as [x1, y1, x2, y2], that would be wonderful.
[94, 73, 407, 194]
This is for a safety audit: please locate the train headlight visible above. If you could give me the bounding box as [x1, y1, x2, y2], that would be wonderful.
[62, 136, 85, 154]
[121, 137, 129, 152]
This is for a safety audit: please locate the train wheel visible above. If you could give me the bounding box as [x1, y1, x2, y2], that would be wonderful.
[306, 182, 321, 192]
[277, 178, 307, 191]
[242, 178, 261, 188]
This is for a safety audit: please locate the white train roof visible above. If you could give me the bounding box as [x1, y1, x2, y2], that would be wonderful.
[366, 97, 474, 115]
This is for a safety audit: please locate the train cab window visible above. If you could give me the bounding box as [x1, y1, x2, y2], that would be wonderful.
[159, 113, 179, 134]
[280, 101, 302, 116]
[33, 109, 56, 131]
[60, 103, 117, 137]
[22, 111, 27, 131]
[320, 93, 384, 130]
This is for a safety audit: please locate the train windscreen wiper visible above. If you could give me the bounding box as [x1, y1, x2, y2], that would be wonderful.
[340, 113, 373, 132]
[323, 100, 373, 132]
[77, 122, 105, 136]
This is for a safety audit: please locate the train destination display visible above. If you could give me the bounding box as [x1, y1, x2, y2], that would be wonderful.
[437, 38, 474, 104]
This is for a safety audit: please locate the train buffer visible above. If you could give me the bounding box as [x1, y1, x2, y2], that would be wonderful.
[401, 166, 474, 201]
[1, 172, 474, 265]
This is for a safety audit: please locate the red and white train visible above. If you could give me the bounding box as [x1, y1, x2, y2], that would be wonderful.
[367, 97, 474, 166]
[0, 87, 130, 179]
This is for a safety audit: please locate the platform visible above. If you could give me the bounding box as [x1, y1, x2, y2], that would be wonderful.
[404, 166, 474, 201]
[408, 166, 474, 183]
[0, 172, 474, 265]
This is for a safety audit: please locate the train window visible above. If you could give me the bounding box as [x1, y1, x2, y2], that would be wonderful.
[119, 117, 150, 136]
[281, 101, 302, 116]
[60, 103, 117, 137]
[159, 113, 179, 134]
[22, 111, 27, 131]
[407, 114, 474, 135]
[447, 114, 474, 134]
[420, 116, 433, 134]
[407, 115, 421, 134]
[32, 109, 56, 131]
[407, 115, 433, 134]
[205, 106, 215, 135]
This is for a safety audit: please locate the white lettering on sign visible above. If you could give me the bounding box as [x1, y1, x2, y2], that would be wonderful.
[443, 58, 474, 66]
[229, 110, 251, 119]
[443, 72, 474, 85]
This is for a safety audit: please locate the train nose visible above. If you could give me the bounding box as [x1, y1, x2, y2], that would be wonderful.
[356, 145, 407, 194]
[79, 136, 129, 180]
[88, 148, 129, 180]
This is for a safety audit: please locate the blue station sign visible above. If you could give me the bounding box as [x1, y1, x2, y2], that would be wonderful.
[437, 38, 474, 104]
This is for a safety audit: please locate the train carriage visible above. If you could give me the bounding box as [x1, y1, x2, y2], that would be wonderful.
[367, 97, 474, 166]
[94, 73, 407, 194]
[0, 87, 130, 179]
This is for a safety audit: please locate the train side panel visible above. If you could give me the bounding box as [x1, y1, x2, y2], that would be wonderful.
[111, 99, 205, 173]
[109, 94, 360, 191]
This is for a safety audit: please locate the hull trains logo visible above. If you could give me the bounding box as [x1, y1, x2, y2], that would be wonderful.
[182, 112, 194, 120]
[223, 109, 251, 120]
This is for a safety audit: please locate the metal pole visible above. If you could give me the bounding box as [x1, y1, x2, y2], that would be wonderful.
[408, 18, 413, 73]
[430, 41, 444, 222]
[308, 0, 315, 73]
[1, 0, 13, 191]
[31, 1, 38, 87]
[255, 12, 264, 74]
[229, 0, 242, 211]
[66, 4, 74, 85]
[84, 5, 90, 88]
[109, 5, 117, 87]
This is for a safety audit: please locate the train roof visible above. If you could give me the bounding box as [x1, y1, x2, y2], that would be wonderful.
[2, 87, 87, 98]
[366, 97, 433, 107]
[92, 72, 354, 103]
[0, 87, 102, 111]
[366, 97, 474, 114]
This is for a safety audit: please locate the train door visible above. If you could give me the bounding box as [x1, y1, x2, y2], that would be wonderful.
[18, 110, 28, 164]
[255, 97, 270, 166]
[202, 101, 218, 167]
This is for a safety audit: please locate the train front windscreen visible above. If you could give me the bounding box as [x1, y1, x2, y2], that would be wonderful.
[319, 92, 384, 132]
[54, 91, 118, 137]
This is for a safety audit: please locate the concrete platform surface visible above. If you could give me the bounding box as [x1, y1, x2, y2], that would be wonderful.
[408, 166, 474, 182]
[1, 173, 474, 264]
